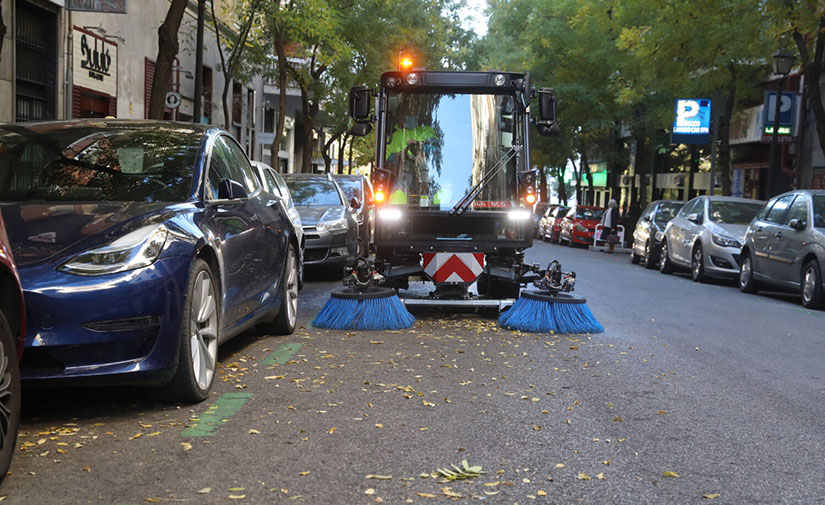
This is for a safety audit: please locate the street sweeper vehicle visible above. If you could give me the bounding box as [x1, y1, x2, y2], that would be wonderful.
[312, 61, 603, 333]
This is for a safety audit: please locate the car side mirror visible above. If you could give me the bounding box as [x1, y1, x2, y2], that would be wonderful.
[687, 213, 699, 223]
[349, 122, 372, 137]
[535, 88, 560, 137]
[350, 197, 362, 210]
[218, 179, 248, 200]
[789, 218, 806, 230]
[643, 215, 651, 222]
[349, 85, 372, 122]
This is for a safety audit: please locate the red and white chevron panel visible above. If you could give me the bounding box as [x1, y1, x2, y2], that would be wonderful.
[422, 253, 485, 283]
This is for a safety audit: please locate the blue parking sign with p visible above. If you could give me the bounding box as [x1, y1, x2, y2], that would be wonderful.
[672, 98, 711, 145]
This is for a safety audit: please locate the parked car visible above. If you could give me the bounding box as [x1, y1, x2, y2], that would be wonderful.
[334, 174, 375, 257]
[0, 120, 301, 402]
[659, 195, 764, 281]
[532, 202, 552, 238]
[542, 205, 570, 243]
[739, 189, 825, 309]
[629, 200, 684, 268]
[559, 206, 605, 246]
[283, 174, 358, 268]
[251, 161, 305, 288]
[0, 213, 24, 483]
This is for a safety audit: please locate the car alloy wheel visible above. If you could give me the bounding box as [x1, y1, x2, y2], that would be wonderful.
[643, 241, 656, 270]
[629, 240, 640, 264]
[659, 240, 673, 274]
[0, 312, 20, 483]
[691, 244, 707, 283]
[802, 260, 825, 309]
[260, 243, 299, 335]
[739, 253, 758, 294]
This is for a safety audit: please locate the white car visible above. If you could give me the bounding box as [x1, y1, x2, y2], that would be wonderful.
[659, 195, 764, 282]
[251, 161, 305, 287]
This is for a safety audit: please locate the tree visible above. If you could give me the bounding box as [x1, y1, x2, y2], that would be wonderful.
[0, 0, 6, 64]
[212, 0, 264, 129]
[148, 0, 189, 119]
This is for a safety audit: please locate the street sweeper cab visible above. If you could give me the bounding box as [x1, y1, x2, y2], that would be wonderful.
[348, 64, 560, 309]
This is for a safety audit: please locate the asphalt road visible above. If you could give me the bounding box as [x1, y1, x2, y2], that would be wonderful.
[3, 240, 824, 504]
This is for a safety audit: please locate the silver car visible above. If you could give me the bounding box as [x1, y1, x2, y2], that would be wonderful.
[739, 190, 825, 309]
[659, 195, 764, 281]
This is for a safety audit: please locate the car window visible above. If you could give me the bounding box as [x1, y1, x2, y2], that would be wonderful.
[756, 198, 774, 221]
[641, 204, 656, 221]
[679, 199, 698, 217]
[271, 171, 293, 207]
[220, 136, 259, 194]
[262, 168, 282, 197]
[693, 198, 705, 222]
[284, 177, 343, 206]
[784, 195, 808, 226]
[556, 207, 569, 217]
[206, 136, 246, 200]
[576, 208, 604, 220]
[655, 202, 683, 224]
[813, 196, 825, 228]
[708, 201, 764, 225]
[765, 195, 794, 224]
[336, 178, 362, 201]
[363, 179, 373, 203]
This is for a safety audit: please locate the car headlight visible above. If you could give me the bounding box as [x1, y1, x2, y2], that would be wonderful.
[58, 225, 169, 276]
[316, 207, 349, 233]
[711, 233, 741, 249]
[575, 224, 588, 232]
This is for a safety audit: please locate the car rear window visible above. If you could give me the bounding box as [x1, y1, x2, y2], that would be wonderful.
[576, 208, 604, 220]
[285, 178, 342, 206]
[814, 196, 825, 228]
[655, 202, 683, 224]
[709, 201, 763, 225]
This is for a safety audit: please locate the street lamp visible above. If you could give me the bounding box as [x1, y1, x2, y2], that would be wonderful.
[767, 48, 795, 198]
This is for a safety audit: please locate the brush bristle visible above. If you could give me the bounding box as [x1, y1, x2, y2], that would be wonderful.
[313, 294, 415, 330]
[499, 296, 603, 334]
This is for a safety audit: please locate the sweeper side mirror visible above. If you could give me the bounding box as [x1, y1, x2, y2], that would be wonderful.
[217, 179, 248, 200]
[349, 86, 372, 123]
[536, 88, 561, 137]
[350, 197, 362, 210]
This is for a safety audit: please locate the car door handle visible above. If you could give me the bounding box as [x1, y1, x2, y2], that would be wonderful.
[774, 231, 782, 239]
[756, 226, 763, 232]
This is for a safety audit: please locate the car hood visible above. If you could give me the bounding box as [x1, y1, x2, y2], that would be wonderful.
[296, 205, 341, 227]
[706, 222, 748, 242]
[0, 202, 171, 266]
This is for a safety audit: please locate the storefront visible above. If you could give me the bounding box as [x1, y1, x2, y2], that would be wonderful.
[71, 26, 117, 118]
[14, 0, 60, 122]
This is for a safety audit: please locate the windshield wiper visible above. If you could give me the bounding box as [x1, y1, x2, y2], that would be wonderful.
[449, 145, 522, 216]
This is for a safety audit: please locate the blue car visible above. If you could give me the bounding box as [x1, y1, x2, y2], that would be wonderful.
[0, 120, 300, 402]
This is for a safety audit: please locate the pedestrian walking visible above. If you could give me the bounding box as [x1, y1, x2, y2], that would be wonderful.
[601, 199, 620, 253]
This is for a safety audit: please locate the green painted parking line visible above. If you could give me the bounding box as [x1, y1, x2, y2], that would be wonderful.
[180, 392, 253, 437]
[261, 342, 302, 366]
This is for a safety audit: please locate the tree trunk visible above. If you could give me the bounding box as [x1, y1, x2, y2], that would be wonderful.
[300, 87, 315, 173]
[539, 167, 548, 202]
[149, 0, 188, 119]
[583, 152, 594, 206]
[793, 15, 825, 166]
[556, 167, 568, 205]
[270, 25, 288, 171]
[719, 65, 737, 196]
[348, 138, 354, 175]
[339, 133, 349, 174]
[322, 130, 342, 172]
[0, 0, 6, 63]
[569, 157, 582, 203]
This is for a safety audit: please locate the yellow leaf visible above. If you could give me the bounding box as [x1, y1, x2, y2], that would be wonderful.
[139, 423, 152, 428]
[537, 490, 547, 496]
[299, 471, 310, 476]
[658, 410, 667, 415]
[577, 472, 591, 480]
[702, 494, 721, 499]
[144, 499, 161, 503]
[663, 471, 679, 478]
[484, 490, 500, 496]
[613, 417, 623, 422]
[146, 432, 161, 437]
[532, 424, 541, 431]
[483, 482, 500, 487]
[596, 473, 605, 480]
[198, 488, 211, 494]
[82, 466, 91, 472]
[555, 463, 565, 468]
[602, 460, 611, 465]
[248, 429, 261, 435]
[416, 493, 437, 498]
[365, 475, 392, 480]
[265, 375, 285, 380]
[129, 433, 143, 440]
[228, 487, 246, 492]
[364, 489, 375, 495]
[328, 427, 336, 435]
[441, 487, 462, 498]
[181, 442, 192, 451]
[375, 424, 384, 428]
[369, 341, 384, 344]
[228, 495, 245, 499]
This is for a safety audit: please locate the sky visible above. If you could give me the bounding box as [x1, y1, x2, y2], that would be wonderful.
[459, 0, 489, 36]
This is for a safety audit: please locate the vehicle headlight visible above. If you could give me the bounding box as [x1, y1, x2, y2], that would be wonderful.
[378, 208, 403, 221]
[507, 209, 531, 221]
[316, 207, 349, 233]
[576, 224, 588, 232]
[58, 225, 169, 276]
[655, 231, 665, 242]
[711, 233, 741, 249]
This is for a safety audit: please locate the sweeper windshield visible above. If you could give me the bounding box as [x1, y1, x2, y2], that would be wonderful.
[381, 92, 525, 210]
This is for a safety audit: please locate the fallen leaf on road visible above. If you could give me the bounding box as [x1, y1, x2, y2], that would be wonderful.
[596, 473, 605, 480]
[228, 495, 246, 499]
[248, 429, 261, 435]
[555, 463, 565, 468]
[364, 489, 375, 495]
[416, 493, 437, 498]
[265, 375, 285, 380]
[702, 494, 720, 499]
[658, 410, 667, 415]
[228, 487, 246, 491]
[299, 471, 310, 476]
[577, 473, 591, 480]
[181, 442, 192, 451]
[328, 427, 336, 435]
[82, 466, 91, 472]
[198, 488, 211, 494]
[144, 499, 161, 503]
[366, 475, 392, 480]
[129, 433, 143, 440]
[613, 417, 623, 422]
[369, 341, 384, 344]
[537, 490, 547, 496]
[663, 471, 679, 478]
[441, 487, 462, 498]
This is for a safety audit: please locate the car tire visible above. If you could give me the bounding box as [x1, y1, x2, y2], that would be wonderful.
[168, 258, 220, 403]
[629, 239, 641, 264]
[643, 241, 657, 270]
[659, 239, 674, 274]
[801, 260, 825, 310]
[691, 243, 707, 283]
[0, 311, 20, 484]
[260, 243, 299, 335]
[738, 252, 759, 294]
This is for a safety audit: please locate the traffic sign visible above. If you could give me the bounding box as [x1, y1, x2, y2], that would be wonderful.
[165, 91, 182, 109]
[761, 91, 796, 141]
[671, 98, 711, 144]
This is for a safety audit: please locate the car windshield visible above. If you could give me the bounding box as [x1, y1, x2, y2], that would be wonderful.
[709, 201, 763, 224]
[336, 178, 362, 201]
[814, 195, 825, 228]
[576, 208, 604, 220]
[382, 91, 524, 211]
[0, 124, 200, 202]
[285, 178, 342, 206]
[655, 202, 683, 224]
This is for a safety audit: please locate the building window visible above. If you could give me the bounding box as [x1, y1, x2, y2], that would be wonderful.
[15, 0, 58, 122]
[232, 82, 242, 125]
[201, 65, 213, 124]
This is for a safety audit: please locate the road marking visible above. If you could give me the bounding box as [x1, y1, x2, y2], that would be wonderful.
[180, 392, 253, 437]
[262, 342, 302, 366]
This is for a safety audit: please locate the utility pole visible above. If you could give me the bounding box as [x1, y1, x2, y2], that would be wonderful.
[193, 0, 205, 123]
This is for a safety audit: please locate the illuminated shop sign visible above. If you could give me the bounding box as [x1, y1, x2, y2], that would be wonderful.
[672, 98, 711, 144]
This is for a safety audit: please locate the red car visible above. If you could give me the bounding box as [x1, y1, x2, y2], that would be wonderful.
[0, 212, 24, 483]
[544, 206, 570, 243]
[559, 206, 606, 246]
